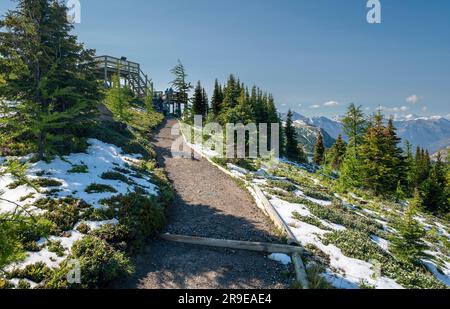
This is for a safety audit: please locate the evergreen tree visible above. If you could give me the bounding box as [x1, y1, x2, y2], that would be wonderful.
[358, 112, 396, 195]
[170, 60, 192, 115]
[421, 153, 449, 214]
[222, 74, 239, 111]
[285, 110, 306, 162]
[211, 79, 223, 117]
[384, 118, 406, 192]
[327, 134, 347, 170]
[202, 88, 209, 117]
[192, 81, 204, 117]
[390, 189, 428, 266]
[105, 74, 134, 124]
[339, 143, 363, 189]
[0, 0, 101, 159]
[342, 103, 367, 156]
[144, 86, 154, 114]
[404, 140, 417, 195]
[313, 133, 325, 165]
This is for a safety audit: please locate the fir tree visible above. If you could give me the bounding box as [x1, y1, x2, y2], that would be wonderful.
[327, 134, 347, 170]
[339, 145, 363, 189]
[285, 110, 305, 163]
[211, 79, 223, 116]
[358, 112, 394, 195]
[170, 60, 192, 115]
[384, 118, 405, 192]
[0, 0, 101, 159]
[192, 81, 204, 117]
[390, 189, 429, 266]
[313, 133, 325, 165]
[104, 74, 134, 124]
[404, 141, 417, 195]
[421, 152, 449, 214]
[201, 88, 209, 117]
[342, 103, 367, 155]
[222, 74, 239, 111]
[144, 86, 154, 114]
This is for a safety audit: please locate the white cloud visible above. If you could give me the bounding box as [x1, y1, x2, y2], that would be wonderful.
[422, 106, 428, 113]
[406, 94, 421, 104]
[323, 101, 339, 107]
[310, 104, 321, 109]
[380, 106, 409, 113]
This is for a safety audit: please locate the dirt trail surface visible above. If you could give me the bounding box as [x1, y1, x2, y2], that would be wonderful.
[113, 119, 290, 289]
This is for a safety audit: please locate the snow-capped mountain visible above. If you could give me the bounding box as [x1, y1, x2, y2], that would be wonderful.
[282, 112, 450, 153]
[292, 120, 336, 154]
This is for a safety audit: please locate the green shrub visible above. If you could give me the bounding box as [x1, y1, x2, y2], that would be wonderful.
[302, 188, 333, 201]
[268, 180, 297, 192]
[70, 236, 134, 288]
[211, 157, 228, 167]
[100, 171, 133, 185]
[85, 183, 117, 194]
[17, 279, 31, 289]
[68, 165, 89, 174]
[11, 216, 56, 247]
[101, 193, 166, 251]
[8, 262, 52, 283]
[43, 204, 80, 233]
[292, 213, 331, 231]
[48, 241, 65, 257]
[32, 178, 63, 188]
[306, 263, 334, 289]
[76, 222, 91, 234]
[90, 224, 130, 252]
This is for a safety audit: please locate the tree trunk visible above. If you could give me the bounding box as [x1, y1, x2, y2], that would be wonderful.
[38, 131, 45, 160]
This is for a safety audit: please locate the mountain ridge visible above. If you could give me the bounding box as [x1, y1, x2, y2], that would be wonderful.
[281, 111, 450, 153]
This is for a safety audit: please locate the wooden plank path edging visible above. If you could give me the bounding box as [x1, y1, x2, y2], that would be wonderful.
[160, 233, 303, 254]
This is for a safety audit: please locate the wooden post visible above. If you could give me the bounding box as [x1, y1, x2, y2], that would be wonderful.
[292, 252, 310, 289]
[104, 57, 108, 87]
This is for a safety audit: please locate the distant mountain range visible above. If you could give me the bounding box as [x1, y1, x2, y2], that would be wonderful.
[282, 112, 450, 153]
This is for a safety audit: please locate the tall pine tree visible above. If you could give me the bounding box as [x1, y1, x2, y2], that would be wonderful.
[390, 189, 429, 266]
[313, 133, 325, 165]
[0, 0, 101, 159]
[327, 134, 347, 170]
[285, 110, 305, 163]
[342, 103, 367, 155]
[170, 60, 192, 116]
[211, 79, 223, 117]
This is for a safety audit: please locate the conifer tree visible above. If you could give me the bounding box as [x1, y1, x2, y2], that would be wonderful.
[384, 118, 406, 192]
[342, 103, 367, 155]
[222, 74, 239, 110]
[285, 110, 305, 162]
[404, 141, 417, 195]
[211, 79, 223, 117]
[313, 133, 325, 165]
[202, 88, 209, 117]
[170, 60, 192, 115]
[358, 112, 394, 195]
[144, 86, 154, 114]
[390, 189, 428, 266]
[327, 134, 347, 170]
[105, 74, 134, 124]
[0, 0, 101, 159]
[192, 81, 204, 117]
[421, 153, 449, 214]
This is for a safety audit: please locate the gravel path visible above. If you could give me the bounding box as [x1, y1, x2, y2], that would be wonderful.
[113, 119, 290, 289]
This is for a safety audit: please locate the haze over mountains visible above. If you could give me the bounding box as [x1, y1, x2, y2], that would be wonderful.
[282, 111, 450, 153]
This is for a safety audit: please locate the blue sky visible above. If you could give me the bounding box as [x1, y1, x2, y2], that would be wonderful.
[1, 0, 449, 118]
